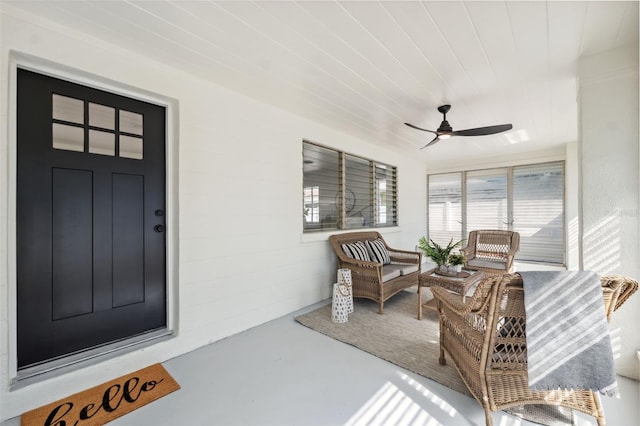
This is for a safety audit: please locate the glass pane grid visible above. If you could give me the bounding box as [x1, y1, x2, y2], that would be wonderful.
[52, 95, 144, 160]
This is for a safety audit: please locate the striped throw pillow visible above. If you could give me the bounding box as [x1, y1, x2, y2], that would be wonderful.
[341, 241, 370, 262]
[366, 238, 391, 265]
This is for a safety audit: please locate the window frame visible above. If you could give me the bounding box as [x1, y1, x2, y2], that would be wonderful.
[303, 141, 397, 233]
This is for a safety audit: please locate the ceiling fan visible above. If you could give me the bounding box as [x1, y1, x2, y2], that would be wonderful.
[405, 104, 512, 148]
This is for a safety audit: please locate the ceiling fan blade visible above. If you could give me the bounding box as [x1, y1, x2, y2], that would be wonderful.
[420, 135, 440, 149]
[405, 122, 437, 134]
[450, 124, 513, 137]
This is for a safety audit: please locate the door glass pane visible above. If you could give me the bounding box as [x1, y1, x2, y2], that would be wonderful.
[52, 94, 84, 124]
[52, 123, 84, 152]
[89, 103, 115, 130]
[89, 130, 115, 156]
[120, 110, 143, 135]
[120, 135, 143, 160]
[466, 169, 508, 231]
[513, 162, 564, 263]
[428, 173, 462, 246]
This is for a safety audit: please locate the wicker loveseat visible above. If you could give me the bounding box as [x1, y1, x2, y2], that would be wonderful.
[431, 272, 638, 426]
[328, 232, 421, 314]
[460, 229, 520, 274]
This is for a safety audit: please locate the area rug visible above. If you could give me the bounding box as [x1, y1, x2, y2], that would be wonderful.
[21, 363, 180, 426]
[295, 289, 574, 426]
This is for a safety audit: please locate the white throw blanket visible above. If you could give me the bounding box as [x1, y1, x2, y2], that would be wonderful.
[519, 271, 618, 396]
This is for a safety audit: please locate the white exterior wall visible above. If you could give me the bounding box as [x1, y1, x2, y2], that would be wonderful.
[0, 8, 427, 420]
[578, 43, 640, 379]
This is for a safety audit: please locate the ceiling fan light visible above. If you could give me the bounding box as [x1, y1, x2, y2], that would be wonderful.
[438, 133, 451, 140]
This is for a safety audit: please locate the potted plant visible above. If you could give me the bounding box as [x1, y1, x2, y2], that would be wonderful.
[448, 253, 466, 272]
[418, 237, 465, 272]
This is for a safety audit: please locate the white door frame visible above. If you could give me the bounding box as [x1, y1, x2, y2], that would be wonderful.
[6, 51, 179, 385]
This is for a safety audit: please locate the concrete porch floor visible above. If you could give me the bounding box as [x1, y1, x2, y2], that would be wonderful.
[3, 289, 637, 426]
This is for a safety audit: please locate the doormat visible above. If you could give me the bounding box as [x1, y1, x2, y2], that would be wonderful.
[21, 363, 180, 426]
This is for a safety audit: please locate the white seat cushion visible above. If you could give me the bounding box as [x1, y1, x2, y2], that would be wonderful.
[381, 265, 403, 282]
[382, 263, 418, 282]
[391, 263, 419, 276]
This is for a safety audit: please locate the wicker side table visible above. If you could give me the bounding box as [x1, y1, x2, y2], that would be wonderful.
[417, 268, 485, 320]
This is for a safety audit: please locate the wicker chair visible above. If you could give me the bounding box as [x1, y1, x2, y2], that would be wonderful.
[431, 273, 638, 426]
[328, 232, 421, 314]
[460, 230, 520, 275]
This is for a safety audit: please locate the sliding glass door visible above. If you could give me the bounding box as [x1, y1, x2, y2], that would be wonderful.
[427, 173, 462, 245]
[512, 163, 564, 262]
[466, 169, 508, 231]
[427, 161, 565, 265]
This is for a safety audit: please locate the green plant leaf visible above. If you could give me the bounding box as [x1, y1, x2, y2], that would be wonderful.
[418, 237, 466, 266]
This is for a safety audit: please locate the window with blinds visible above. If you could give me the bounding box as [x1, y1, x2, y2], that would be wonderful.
[466, 168, 508, 231]
[427, 173, 462, 246]
[513, 162, 564, 262]
[303, 141, 397, 232]
[303, 143, 340, 231]
[375, 164, 397, 227]
[345, 154, 372, 229]
[427, 161, 565, 264]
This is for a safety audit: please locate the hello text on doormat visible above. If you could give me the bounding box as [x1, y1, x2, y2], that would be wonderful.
[21, 363, 180, 426]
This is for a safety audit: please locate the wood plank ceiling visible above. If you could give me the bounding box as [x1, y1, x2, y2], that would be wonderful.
[5, 1, 638, 166]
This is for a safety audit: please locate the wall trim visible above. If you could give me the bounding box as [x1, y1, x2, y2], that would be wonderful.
[426, 147, 566, 175]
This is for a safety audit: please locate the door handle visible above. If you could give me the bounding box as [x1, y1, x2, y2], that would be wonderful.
[154, 224, 165, 233]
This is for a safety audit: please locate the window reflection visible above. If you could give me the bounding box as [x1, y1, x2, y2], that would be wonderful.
[89, 103, 115, 130]
[52, 94, 83, 124]
[120, 110, 143, 135]
[89, 130, 115, 156]
[52, 123, 84, 152]
[120, 135, 143, 160]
